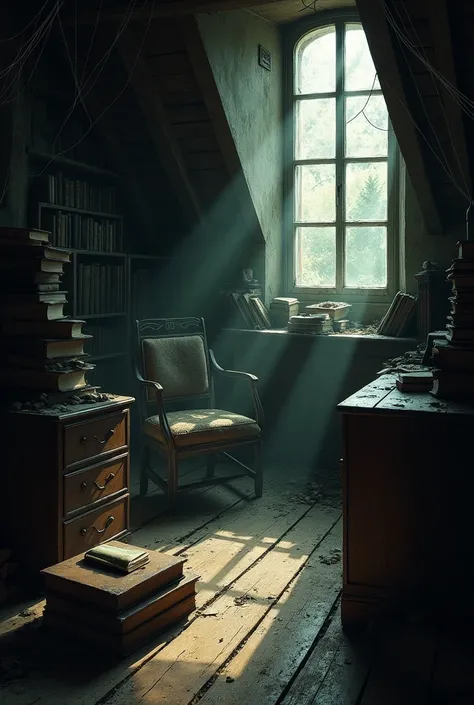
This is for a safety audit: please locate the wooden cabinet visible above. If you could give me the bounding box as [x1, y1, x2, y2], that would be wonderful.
[3, 396, 134, 578]
[338, 376, 474, 631]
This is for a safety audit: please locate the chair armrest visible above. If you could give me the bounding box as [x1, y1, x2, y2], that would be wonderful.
[209, 350, 264, 428]
[135, 373, 174, 446]
[209, 350, 258, 382]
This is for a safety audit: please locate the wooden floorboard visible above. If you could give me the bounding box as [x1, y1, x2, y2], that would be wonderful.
[0, 465, 342, 705]
[106, 508, 341, 704]
[195, 523, 342, 705]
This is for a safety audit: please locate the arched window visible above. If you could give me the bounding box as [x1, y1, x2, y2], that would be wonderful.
[286, 16, 398, 298]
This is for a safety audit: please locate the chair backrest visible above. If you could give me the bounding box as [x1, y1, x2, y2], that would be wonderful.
[135, 317, 213, 413]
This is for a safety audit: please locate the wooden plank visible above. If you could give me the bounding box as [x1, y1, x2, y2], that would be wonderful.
[74, 0, 291, 24]
[167, 103, 209, 124]
[357, 0, 443, 234]
[337, 375, 396, 411]
[116, 25, 204, 226]
[105, 507, 341, 705]
[360, 620, 437, 705]
[146, 52, 191, 76]
[196, 525, 342, 705]
[0, 470, 326, 705]
[429, 0, 471, 197]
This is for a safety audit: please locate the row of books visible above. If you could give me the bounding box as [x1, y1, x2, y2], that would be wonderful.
[83, 322, 125, 358]
[377, 291, 416, 337]
[41, 211, 122, 252]
[34, 173, 117, 213]
[77, 263, 126, 315]
[228, 292, 271, 330]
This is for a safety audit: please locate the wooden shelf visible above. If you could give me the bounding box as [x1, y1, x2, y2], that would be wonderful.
[89, 352, 127, 362]
[80, 312, 127, 320]
[74, 249, 126, 258]
[28, 150, 119, 179]
[38, 202, 122, 220]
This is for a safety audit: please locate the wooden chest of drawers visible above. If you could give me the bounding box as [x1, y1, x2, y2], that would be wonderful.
[3, 395, 134, 578]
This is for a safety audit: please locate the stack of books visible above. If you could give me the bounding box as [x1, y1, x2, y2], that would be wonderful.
[431, 240, 474, 398]
[288, 313, 333, 334]
[41, 542, 198, 656]
[0, 226, 94, 396]
[269, 297, 299, 328]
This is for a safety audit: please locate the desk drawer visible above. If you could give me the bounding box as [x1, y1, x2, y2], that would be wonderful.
[63, 455, 128, 515]
[63, 494, 129, 559]
[64, 412, 127, 468]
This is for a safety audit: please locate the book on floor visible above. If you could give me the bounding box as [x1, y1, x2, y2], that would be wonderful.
[43, 594, 196, 656]
[41, 542, 186, 613]
[84, 544, 150, 574]
[44, 574, 198, 635]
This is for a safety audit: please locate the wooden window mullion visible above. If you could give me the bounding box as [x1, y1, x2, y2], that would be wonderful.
[335, 20, 345, 293]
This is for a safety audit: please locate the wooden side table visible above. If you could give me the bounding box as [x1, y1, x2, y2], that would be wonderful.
[338, 376, 474, 631]
[3, 395, 134, 578]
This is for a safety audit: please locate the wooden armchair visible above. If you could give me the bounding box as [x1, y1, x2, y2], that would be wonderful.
[134, 317, 263, 505]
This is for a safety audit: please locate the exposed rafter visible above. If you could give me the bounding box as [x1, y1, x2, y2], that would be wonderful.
[116, 24, 204, 227]
[429, 0, 471, 200]
[71, 0, 289, 24]
[357, 0, 443, 235]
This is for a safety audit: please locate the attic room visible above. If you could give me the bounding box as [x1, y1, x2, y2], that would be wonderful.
[1, 0, 474, 702]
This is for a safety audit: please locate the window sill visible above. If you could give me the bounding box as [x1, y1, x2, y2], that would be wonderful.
[223, 327, 416, 345]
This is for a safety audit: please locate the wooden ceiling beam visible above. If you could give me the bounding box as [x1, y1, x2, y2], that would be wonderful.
[72, 0, 288, 24]
[429, 0, 472, 201]
[116, 24, 204, 227]
[357, 0, 443, 234]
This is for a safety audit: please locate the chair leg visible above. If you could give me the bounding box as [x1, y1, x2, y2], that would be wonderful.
[206, 454, 216, 479]
[167, 453, 179, 507]
[140, 445, 150, 496]
[254, 442, 263, 498]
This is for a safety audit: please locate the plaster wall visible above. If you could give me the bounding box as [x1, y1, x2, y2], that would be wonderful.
[198, 10, 284, 303]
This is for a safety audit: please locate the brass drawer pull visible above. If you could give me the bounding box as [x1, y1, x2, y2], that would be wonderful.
[80, 429, 115, 445]
[80, 515, 115, 536]
[80, 473, 116, 491]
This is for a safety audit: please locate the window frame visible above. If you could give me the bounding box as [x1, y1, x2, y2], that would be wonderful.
[283, 10, 399, 304]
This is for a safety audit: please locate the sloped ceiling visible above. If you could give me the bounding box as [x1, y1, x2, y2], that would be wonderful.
[358, 0, 472, 236]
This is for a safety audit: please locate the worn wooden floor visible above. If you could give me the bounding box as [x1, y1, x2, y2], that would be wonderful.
[0, 463, 473, 705]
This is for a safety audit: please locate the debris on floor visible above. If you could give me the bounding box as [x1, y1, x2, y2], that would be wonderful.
[294, 481, 342, 509]
[318, 548, 342, 565]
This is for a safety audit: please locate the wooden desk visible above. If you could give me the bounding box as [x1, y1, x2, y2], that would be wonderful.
[3, 395, 134, 578]
[338, 376, 474, 631]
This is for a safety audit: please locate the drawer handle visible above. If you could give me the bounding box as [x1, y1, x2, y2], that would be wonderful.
[80, 429, 115, 445]
[80, 515, 115, 536]
[80, 473, 116, 492]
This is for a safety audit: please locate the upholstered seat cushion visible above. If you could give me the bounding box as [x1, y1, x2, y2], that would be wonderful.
[144, 408, 261, 448]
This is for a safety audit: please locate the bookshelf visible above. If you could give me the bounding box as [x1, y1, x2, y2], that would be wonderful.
[28, 151, 131, 395]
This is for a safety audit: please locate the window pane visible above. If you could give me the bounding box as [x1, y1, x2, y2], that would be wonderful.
[295, 26, 336, 95]
[295, 164, 336, 222]
[345, 23, 380, 91]
[296, 98, 336, 159]
[345, 161, 387, 221]
[345, 95, 388, 157]
[296, 226, 336, 287]
[345, 226, 387, 288]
